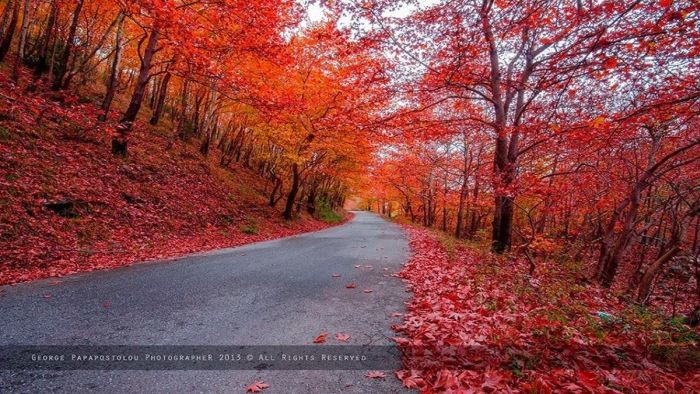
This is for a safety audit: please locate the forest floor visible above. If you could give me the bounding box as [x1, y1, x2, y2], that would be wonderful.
[392, 224, 699, 392]
[0, 70, 348, 286]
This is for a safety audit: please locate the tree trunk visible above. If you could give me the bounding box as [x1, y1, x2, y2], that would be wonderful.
[307, 187, 317, 215]
[99, 14, 124, 120]
[199, 133, 211, 156]
[594, 136, 698, 286]
[0, 0, 12, 35]
[0, 0, 19, 63]
[99, 13, 124, 121]
[283, 163, 301, 220]
[491, 133, 515, 253]
[635, 246, 681, 304]
[51, 0, 82, 90]
[11, 0, 29, 80]
[492, 195, 514, 253]
[468, 165, 481, 238]
[456, 178, 468, 238]
[442, 171, 448, 231]
[269, 176, 282, 207]
[112, 28, 159, 155]
[149, 70, 171, 125]
[33, 1, 57, 78]
[456, 137, 473, 238]
[148, 75, 158, 109]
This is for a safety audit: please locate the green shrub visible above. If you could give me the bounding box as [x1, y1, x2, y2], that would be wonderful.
[317, 199, 343, 223]
[0, 126, 11, 140]
[240, 216, 259, 234]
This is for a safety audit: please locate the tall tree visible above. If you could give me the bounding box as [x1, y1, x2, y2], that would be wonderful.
[52, 0, 84, 90]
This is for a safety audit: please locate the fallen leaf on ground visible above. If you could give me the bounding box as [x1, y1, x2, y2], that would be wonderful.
[396, 370, 426, 389]
[335, 333, 350, 342]
[366, 371, 386, 379]
[363, 289, 373, 293]
[313, 332, 328, 343]
[42, 293, 52, 298]
[346, 283, 357, 289]
[332, 273, 341, 277]
[354, 264, 361, 268]
[245, 381, 270, 392]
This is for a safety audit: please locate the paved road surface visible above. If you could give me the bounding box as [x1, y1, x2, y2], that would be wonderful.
[0, 211, 411, 393]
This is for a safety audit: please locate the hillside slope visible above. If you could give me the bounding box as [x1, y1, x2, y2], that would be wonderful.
[0, 72, 345, 286]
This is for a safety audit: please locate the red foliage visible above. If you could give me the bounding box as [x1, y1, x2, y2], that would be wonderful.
[0, 75, 348, 286]
[394, 226, 699, 392]
[313, 332, 328, 344]
[245, 381, 270, 393]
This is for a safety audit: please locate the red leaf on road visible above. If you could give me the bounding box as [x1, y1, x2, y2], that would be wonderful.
[335, 333, 350, 342]
[366, 371, 386, 379]
[363, 289, 373, 293]
[245, 381, 270, 393]
[345, 283, 357, 289]
[313, 332, 328, 343]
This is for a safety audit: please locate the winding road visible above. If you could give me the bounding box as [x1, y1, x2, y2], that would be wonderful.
[0, 211, 411, 393]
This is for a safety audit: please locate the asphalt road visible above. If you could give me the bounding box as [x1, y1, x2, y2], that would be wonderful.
[0, 211, 412, 393]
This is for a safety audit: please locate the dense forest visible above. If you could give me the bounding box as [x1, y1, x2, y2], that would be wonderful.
[0, 0, 377, 217]
[357, 0, 699, 317]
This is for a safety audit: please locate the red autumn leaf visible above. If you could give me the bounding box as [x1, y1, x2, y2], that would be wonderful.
[312, 331, 328, 344]
[603, 57, 618, 69]
[345, 283, 357, 289]
[433, 369, 458, 390]
[481, 371, 503, 391]
[363, 289, 373, 293]
[576, 370, 601, 390]
[659, 0, 672, 7]
[335, 333, 350, 342]
[245, 381, 270, 393]
[396, 370, 426, 389]
[366, 371, 386, 379]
